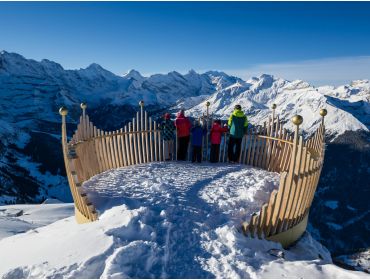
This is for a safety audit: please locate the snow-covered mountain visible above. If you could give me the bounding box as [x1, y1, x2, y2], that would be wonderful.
[186, 74, 369, 137]
[0, 51, 369, 272]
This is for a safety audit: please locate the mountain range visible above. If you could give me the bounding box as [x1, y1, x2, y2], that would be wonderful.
[0, 51, 369, 271]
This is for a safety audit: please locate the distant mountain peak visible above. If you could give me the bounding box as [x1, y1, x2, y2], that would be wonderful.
[86, 63, 105, 71]
[123, 69, 144, 80]
[187, 69, 198, 75]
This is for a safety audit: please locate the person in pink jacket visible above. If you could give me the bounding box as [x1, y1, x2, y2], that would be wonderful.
[210, 119, 228, 163]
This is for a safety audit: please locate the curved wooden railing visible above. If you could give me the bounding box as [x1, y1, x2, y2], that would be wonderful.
[59, 102, 327, 247]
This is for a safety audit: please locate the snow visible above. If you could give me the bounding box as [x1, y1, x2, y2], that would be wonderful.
[326, 222, 343, 231]
[336, 249, 370, 273]
[0, 162, 367, 278]
[324, 200, 339, 210]
[0, 203, 74, 240]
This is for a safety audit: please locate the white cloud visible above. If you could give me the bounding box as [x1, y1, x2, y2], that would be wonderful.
[225, 56, 370, 86]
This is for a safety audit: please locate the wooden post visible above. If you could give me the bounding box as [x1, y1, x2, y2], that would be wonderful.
[81, 102, 87, 118]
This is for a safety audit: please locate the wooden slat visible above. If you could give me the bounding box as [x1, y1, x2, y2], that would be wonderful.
[250, 214, 259, 238]
[249, 130, 258, 166]
[132, 120, 138, 164]
[263, 190, 278, 237]
[103, 132, 111, 169]
[269, 172, 288, 235]
[112, 133, 119, 168]
[261, 124, 269, 169]
[268, 117, 280, 171]
[272, 127, 286, 172]
[136, 112, 142, 164]
[125, 125, 133, 166]
[107, 132, 115, 169]
[282, 136, 304, 232]
[283, 135, 293, 171]
[158, 131, 163, 161]
[120, 128, 127, 167]
[116, 131, 123, 167]
[299, 157, 315, 222]
[294, 150, 311, 224]
[258, 133, 267, 168]
[257, 204, 268, 239]
[149, 118, 154, 162]
[246, 128, 254, 165]
[254, 135, 262, 168]
[95, 130, 104, 173]
[154, 121, 158, 161]
[101, 132, 110, 171]
[289, 147, 308, 227]
[275, 132, 300, 234]
[145, 111, 150, 163]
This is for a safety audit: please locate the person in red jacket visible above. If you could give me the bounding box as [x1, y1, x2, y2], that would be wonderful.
[174, 109, 192, 160]
[210, 119, 228, 163]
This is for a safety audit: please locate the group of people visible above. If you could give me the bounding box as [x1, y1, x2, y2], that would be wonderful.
[159, 104, 248, 164]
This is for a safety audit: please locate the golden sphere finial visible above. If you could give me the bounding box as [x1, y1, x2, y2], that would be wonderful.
[80, 102, 87, 110]
[320, 108, 327, 117]
[139, 100, 144, 107]
[272, 103, 277, 110]
[59, 106, 68, 116]
[291, 115, 303, 126]
[206, 101, 210, 107]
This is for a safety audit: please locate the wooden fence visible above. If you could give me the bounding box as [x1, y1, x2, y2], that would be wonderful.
[59, 102, 327, 246]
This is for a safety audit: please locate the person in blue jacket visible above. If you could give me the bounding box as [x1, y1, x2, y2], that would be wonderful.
[191, 120, 207, 163]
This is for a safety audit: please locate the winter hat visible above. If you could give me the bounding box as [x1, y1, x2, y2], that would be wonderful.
[164, 113, 171, 120]
[234, 104, 242, 110]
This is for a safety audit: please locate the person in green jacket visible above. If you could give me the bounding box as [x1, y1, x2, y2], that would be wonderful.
[227, 104, 248, 163]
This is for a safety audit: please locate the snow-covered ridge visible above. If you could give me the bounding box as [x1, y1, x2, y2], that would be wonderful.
[186, 74, 369, 137]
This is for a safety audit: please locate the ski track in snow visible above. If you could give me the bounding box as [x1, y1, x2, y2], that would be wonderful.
[0, 162, 368, 278]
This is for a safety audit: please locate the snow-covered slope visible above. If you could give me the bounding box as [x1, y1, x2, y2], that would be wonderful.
[0, 201, 73, 240]
[0, 162, 367, 278]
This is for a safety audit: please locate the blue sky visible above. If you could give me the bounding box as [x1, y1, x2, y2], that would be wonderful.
[1, 2, 370, 85]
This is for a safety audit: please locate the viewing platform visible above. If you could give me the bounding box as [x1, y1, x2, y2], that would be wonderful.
[59, 102, 327, 248]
